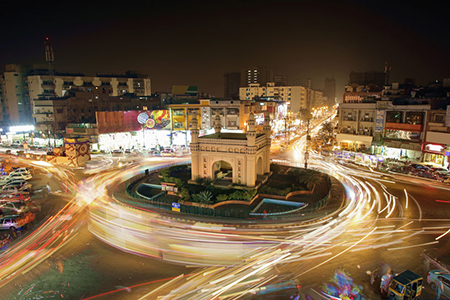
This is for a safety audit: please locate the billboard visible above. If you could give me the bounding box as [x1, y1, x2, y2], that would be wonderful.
[374, 109, 386, 133]
[97, 110, 171, 134]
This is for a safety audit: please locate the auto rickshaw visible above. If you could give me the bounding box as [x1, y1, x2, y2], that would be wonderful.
[388, 270, 423, 300]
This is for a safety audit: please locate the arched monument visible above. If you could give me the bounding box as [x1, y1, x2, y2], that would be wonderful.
[190, 111, 271, 187]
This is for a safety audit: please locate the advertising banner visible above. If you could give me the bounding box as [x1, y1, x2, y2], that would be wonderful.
[97, 110, 171, 134]
[374, 109, 386, 132]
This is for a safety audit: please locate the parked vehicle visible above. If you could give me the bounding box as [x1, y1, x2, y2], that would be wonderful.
[388, 270, 422, 300]
[0, 202, 28, 214]
[0, 193, 29, 203]
[427, 270, 450, 298]
[0, 215, 24, 231]
[6, 173, 32, 181]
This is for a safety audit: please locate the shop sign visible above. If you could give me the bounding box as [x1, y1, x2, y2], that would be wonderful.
[172, 202, 180, 212]
[374, 110, 385, 133]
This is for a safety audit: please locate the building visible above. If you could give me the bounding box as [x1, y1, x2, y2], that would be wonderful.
[27, 71, 152, 102]
[0, 64, 33, 126]
[349, 70, 386, 92]
[423, 99, 450, 168]
[224, 72, 241, 99]
[274, 75, 288, 86]
[337, 100, 430, 160]
[241, 67, 273, 87]
[190, 112, 271, 187]
[324, 77, 336, 108]
[239, 82, 323, 116]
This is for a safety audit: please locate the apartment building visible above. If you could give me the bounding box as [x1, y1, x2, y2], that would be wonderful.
[337, 100, 430, 160]
[239, 82, 323, 114]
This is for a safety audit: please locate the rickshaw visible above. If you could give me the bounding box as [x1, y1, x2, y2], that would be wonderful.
[388, 270, 423, 300]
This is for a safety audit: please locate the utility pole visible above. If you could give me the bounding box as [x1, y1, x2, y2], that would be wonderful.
[305, 118, 310, 169]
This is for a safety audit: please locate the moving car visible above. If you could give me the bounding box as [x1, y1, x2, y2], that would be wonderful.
[161, 149, 175, 157]
[427, 270, 450, 298]
[112, 149, 123, 156]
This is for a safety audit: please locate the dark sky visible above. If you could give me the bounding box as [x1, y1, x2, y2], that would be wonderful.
[1, 0, 449, 100]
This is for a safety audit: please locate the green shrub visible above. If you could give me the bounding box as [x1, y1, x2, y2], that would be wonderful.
[216, 194, 228, 202]
[192, 190, 213, 204]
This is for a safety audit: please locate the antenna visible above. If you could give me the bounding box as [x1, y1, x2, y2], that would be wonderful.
[44, 37, 55, 97]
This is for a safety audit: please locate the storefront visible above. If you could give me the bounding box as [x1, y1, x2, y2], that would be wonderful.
[423, 143, 449, 168]
[381, 139, 422, 161]
[98, 129, 172, 151]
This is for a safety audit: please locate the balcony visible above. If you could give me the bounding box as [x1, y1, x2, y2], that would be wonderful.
[342, 117, 357, 122]
[385, 122, 423, 132]
[360, 118, 374, 122]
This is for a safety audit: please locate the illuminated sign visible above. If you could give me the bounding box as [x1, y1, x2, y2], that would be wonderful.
[374, 110, 385, 132]
[97, 110, 171, 134]
[426, 144, 444, 152]
[8, 125, 34, 133]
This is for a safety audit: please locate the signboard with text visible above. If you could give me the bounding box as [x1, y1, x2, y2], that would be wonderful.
[374, 109, 385, 133]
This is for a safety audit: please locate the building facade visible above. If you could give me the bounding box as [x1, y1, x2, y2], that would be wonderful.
[337, 100, 430, 161]
[241, 67, 273, 87]
[239, 82, 323, 115]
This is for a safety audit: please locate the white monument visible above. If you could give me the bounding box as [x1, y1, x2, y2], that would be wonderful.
[190, 112, 271, 187]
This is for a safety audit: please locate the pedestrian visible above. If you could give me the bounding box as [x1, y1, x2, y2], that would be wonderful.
[263, 210, 268, 220]
[290, 292, 300, 300]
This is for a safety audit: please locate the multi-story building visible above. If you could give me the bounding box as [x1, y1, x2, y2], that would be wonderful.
[224, 72, 241, 99]
[0, 64, 152, 130]
[324, 77, 336, 108]
[209, 99, 245, 130]
[239, 82, 323, 116]
[0, 64, 33, 126]
[423, 99, 450, 168]
[27, 71, 151, 101]
[337, 100, 430, 160]
[241, 67, 273, 87]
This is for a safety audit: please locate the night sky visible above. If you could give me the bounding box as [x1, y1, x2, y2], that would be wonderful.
[2, 0, 449, 100]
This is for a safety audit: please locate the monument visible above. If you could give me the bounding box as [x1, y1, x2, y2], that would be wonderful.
[190, 111, 271, 187]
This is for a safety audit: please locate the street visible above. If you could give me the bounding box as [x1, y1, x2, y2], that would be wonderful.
[0, 140, 449, 299]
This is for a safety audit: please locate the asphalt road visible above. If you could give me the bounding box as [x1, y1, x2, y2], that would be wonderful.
[1, 153, 450, 300]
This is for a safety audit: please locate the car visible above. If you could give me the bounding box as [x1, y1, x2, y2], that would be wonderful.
[160, 149, 175, 157]
[0, 215, 24, 231]
[1, 179, 28, 188]
[412, 164, 430, 170]
[124, 149, 131, 154]
[9, 168, 32, 177]
[427, 270, 450, 298]
[90, 149, 100, 154]
[112, 149, 123, 156]
[0, 202, 28, 214]
[0, 193, 29, 203]
[7, 173, 32, 181]
[148, 150, 161, 156]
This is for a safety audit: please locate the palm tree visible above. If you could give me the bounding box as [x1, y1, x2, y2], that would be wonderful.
[298, 169, 323, 190]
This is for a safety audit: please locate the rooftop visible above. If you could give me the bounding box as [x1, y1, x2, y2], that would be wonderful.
[199, 132, 265, 140]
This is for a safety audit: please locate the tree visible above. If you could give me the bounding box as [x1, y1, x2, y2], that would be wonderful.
[298, 169, 323, 190]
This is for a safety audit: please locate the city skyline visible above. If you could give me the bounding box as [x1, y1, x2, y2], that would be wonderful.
[1, 0, 449, 100]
